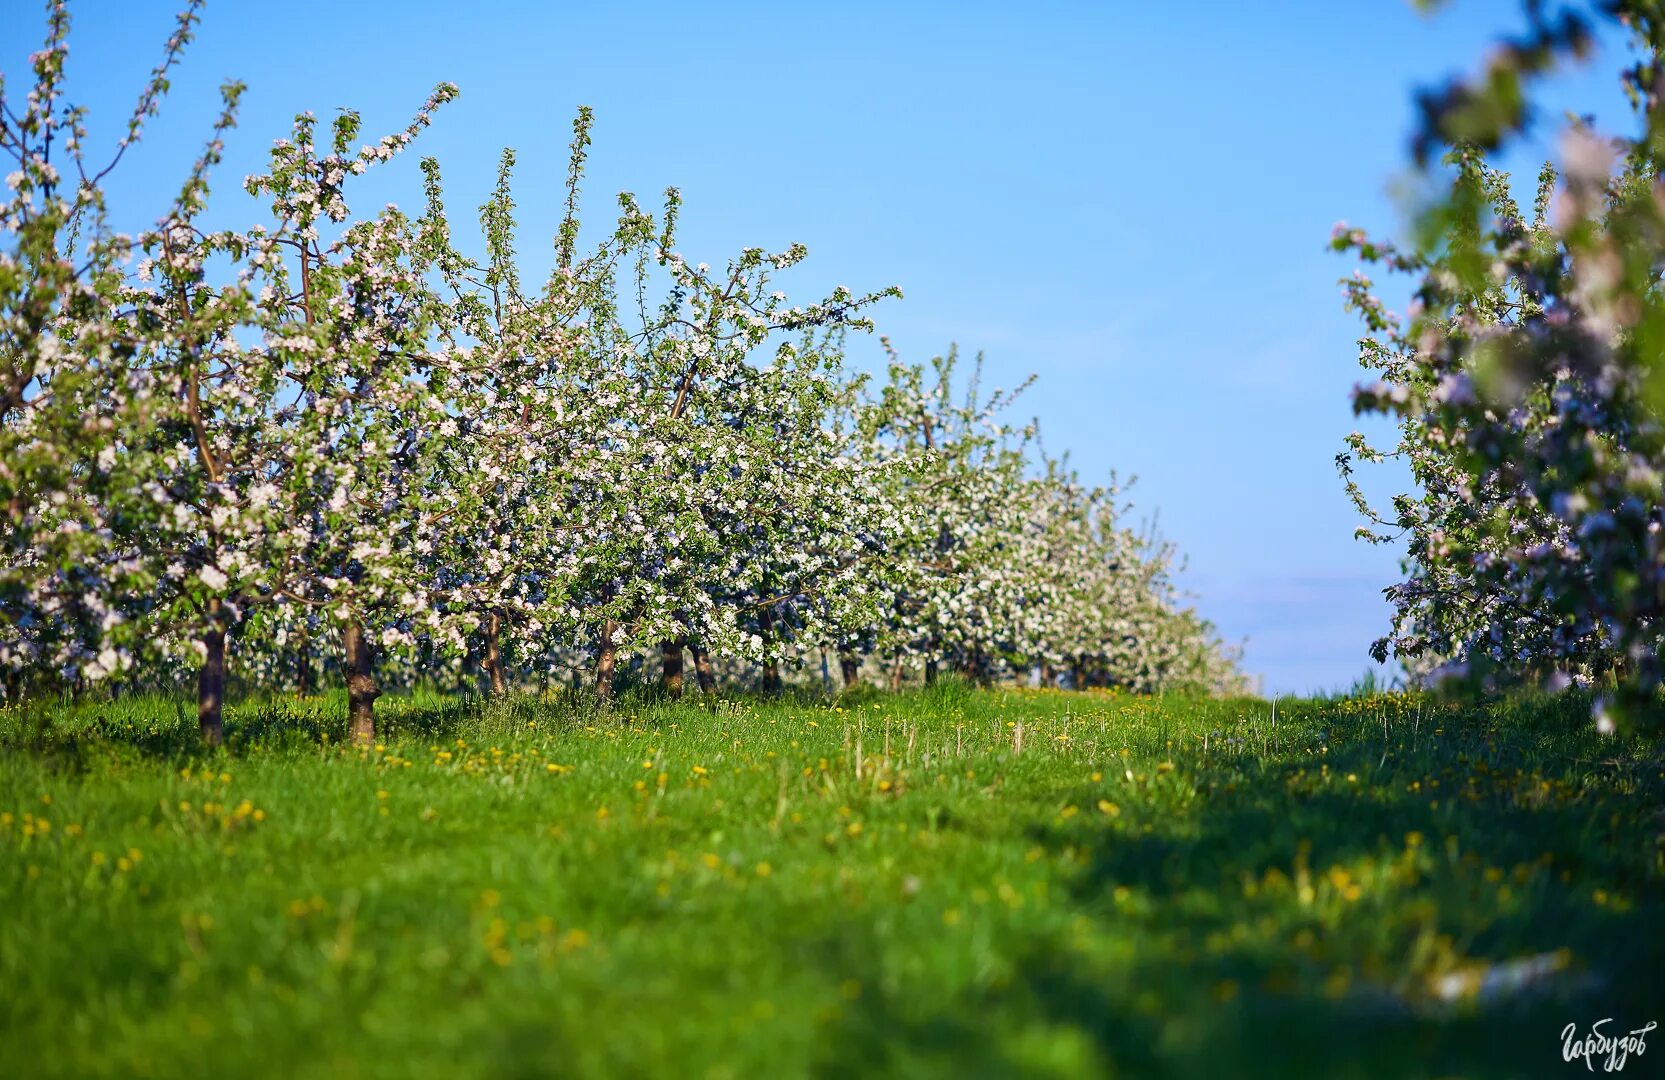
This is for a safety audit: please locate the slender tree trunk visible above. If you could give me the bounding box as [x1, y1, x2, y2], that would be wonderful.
[1070, 661, 1084, 691]
[889, 659, 903, 692]
[295, 625, 313, 697]
[924, 658, 939, 686]
[690, 641, 717, 695]
[662, 639, 685, 698]
[198, 601, 226, 747]
[759, 608, 782, 693]
[483, 611, 507, 697]
[596, 619, 618, 703]
[343, 620, 380, 746]
[840, 651, 861, 690]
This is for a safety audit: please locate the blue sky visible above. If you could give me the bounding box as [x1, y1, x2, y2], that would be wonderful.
[2, 1, 1631, 693]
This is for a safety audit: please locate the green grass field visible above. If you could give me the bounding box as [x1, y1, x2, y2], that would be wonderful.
[1, 685, 1660, 1078]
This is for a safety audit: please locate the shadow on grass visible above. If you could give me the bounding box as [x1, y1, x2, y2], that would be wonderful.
[811, 704, 1663, 1078]
[0, 680, 820, 768]
[0, 686, 616, 766]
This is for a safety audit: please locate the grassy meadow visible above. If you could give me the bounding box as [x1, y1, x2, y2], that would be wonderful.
[1, 684, 1660, 1078]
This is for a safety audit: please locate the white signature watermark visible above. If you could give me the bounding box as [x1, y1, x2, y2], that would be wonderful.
[1562, 1019, 1657, 1072]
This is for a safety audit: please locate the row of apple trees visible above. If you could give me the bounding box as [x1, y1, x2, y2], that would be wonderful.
[0, 2, 1244, 743]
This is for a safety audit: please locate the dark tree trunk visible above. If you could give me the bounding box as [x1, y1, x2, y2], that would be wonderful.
[343, 619, 380, 746]
[483, 611, 507, 697]
[595, 619, 618, 703]
[198, 601, 226, 746]
[662, 639, 685, 698]
[690, 642, 716, 695]
[1040, 663, 1054, 688]
[295, 625, 313, 697]
[840, 651, 861, 690]
[924, 658, 939, 686]
[1070, 661, 1084, 691]
[759, 608, 782, 693]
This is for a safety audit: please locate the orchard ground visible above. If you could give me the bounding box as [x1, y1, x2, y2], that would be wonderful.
[1, 684, 1660, 1078]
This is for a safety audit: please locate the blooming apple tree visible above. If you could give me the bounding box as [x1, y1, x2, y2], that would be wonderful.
[1337, 1, 1665, 729]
